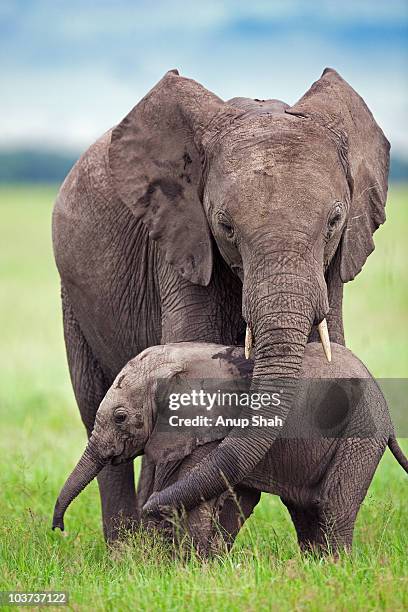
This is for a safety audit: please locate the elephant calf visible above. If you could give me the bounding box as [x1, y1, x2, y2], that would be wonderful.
[53, 342, 407, 555]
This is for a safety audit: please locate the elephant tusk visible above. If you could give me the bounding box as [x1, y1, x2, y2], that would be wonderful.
[245, 326, 253, 359]
[318, 318, 332, 362]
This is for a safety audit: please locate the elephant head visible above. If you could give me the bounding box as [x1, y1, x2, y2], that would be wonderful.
[52, 343, 252, 530]
[108, 68, 389, 516]
[52, 351, 154, 531]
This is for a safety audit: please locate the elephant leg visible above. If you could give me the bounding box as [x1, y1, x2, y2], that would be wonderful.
[318, 506, 358, 554]
[212, 484, 261, 553]
[293, 500, 359, 555]
[96, 464, 139, 542]
[282, 501, 323, 553]
[282, 500, 356, 555]
[283, 445, 385, 556]
[62, 286, 138, 542]
[153, 443, 260, 557]
[315, 437, 387, 556]
[136, 456, 156, 521]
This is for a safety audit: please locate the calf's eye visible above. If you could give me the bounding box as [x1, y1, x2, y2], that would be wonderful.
[114, 408, 128, 424]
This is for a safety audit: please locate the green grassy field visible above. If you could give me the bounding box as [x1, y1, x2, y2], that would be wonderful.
[0, 184, 407, 611]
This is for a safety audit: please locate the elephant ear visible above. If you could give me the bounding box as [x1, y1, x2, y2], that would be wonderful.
[144, 347, 252, 465]
[144, 384, 228, 466]
[286, 68, 390, 282]
[144, 418, 227, 466]
[109, 70, 225, 285]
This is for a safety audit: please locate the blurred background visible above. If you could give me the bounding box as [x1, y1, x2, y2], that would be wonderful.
[0, 2, 407, 602]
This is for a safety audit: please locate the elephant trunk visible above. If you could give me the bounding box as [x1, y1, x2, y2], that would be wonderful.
[143, 267, 327, 517]
[52, 438, 106, 531]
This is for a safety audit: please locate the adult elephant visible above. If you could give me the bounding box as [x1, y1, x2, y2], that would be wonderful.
[53, 68, 389, 539]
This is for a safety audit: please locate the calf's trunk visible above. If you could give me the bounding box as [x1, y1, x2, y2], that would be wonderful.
[52, 439, 106, 531]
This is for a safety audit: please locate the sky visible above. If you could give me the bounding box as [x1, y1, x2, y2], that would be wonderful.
[1, 0, 407, 157]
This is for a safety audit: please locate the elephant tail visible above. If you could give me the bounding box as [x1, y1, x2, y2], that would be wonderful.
[388, 435, 408, 474]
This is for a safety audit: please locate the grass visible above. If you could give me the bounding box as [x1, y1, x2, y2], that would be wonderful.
[0, 183, 407, 611]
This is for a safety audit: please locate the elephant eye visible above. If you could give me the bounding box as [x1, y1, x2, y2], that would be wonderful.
[327, 204, 343, 236]
[217, 214, 235, 239]
[113, 408, 128, 424]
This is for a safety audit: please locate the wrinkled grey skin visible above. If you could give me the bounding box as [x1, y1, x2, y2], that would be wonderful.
[53, 343, 261, 555]
[53, 342, 407, 554]
[53, 67, 389, 540]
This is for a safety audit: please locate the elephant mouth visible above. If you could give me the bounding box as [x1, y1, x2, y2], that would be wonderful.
[110, 450, 142, 465]
[110, 455, 125, 465]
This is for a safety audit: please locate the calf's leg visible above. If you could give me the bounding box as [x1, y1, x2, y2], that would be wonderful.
[153, 442, 260, 556]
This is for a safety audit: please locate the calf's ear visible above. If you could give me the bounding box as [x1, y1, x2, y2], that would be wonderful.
[144, 349, 252, 464]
